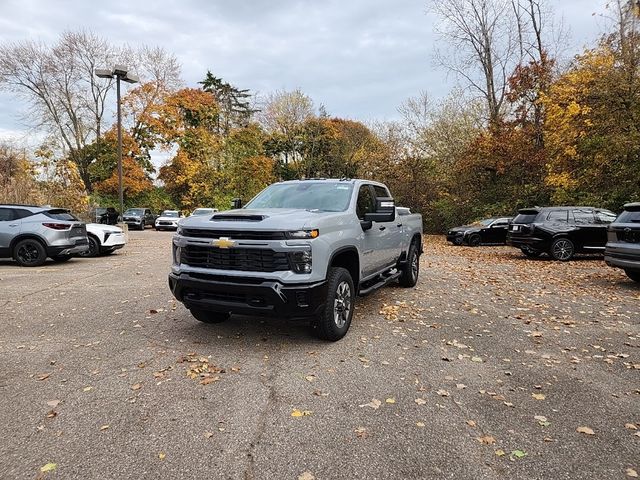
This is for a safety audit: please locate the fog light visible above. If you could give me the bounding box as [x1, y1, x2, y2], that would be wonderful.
[290, 250, 312, 274]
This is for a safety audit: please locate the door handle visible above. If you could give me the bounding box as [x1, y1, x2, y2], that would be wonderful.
[379, 226, 386, 231]
[9, 223, 19, 227]
[397, 223, 403, 227]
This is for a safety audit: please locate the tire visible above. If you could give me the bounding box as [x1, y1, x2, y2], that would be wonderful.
[468, 234, 481, 247]
[399, 241, 420, 287]
[78, 235, 100, 258]
[51, 254, 73, 262]
[190, 309, 230, 324]
[521, 247, 542, 258]
[313, 267, 355, 341]
[625, 270, 640, 282]
[550, 237, 575, 261]
[453, 236, 464, 246]
[139, 221, 145, 231]
[13, 238, 47, 267]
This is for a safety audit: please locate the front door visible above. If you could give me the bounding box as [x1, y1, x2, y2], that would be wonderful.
[356, 185, 383, 277]
[0, 208, 21, 254]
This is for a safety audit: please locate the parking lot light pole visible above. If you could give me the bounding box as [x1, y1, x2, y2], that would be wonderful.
[94, 65, 139, 223]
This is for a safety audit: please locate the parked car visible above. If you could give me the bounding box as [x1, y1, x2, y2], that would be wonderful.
[190, 208, 218, 217]
[122, 208, 156, 230]
[0, 204, 88, 266]
[604, 202, 640, 282]
[168, 179, 423, 341]
[98, 207, 120, 225]
[507, 206, 617, 261]
[446, 217, 512, 246]
[78, 223, 126, 257]
[154, 210, 183, 231]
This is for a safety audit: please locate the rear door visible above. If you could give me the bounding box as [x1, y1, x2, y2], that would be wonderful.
[486, 218, 510, 243]
[571, 209, 604, 248]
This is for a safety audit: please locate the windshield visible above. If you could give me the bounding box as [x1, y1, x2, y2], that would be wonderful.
[124, 209, 144, 216]
[162, 211, 179, 217]
[475, 218, 496, 226]
[513, 212, 539, 224]
[192, 209, 214, 216]
[617, 210, 640, 223]
[245, 182, 354, 212]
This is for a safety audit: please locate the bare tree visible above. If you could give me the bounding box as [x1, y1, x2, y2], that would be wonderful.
[0, 30, 182, 191]
[429, 0, 519, 124]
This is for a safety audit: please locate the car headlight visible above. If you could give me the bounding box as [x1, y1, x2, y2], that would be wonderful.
[176, 226, 183, 235]
[286, 229, 319, 239]
[289, 250, 312, 273]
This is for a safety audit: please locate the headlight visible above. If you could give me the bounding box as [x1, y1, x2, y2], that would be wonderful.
[289, 250, 312, 273]
[286, 229, 319, 239]
[176, 226, 183, 235]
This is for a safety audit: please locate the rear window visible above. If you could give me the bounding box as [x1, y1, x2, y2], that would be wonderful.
[44, 209, 78, 221]
[617, 210, 640, 223]
[513, 212, 539, 224]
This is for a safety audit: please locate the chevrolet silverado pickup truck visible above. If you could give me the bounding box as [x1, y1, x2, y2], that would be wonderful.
[168, 179, 423, 341]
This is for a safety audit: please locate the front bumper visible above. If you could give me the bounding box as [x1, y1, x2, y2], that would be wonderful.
[168, 272, 327, 319]
[103, 232, 126, 248]
[446, 232, 464, 243]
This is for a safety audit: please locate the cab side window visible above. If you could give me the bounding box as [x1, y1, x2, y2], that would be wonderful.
[547, 210, 568, 223]
[572, 209, 595, 225]
[356, 185, 375, 220]
[373, 185, 390, 198]
[0, 208, 14, 221]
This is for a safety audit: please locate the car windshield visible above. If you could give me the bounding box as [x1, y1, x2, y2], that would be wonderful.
[513, 212, 539, 224]
[245, 182, 354, 212]
[162, 211, 179, 217]
[475, 218, 496, 226]
[44, 209, 78, 221]
[124, 209, 144, 215]
[192, 209, 214, 216]
[617, 210, 640, 223]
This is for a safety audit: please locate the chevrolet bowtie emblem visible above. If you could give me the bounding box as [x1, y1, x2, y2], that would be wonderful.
[212, 237, 234, 248]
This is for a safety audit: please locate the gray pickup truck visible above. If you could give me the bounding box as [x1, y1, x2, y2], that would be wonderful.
[168, 179, 423, 340]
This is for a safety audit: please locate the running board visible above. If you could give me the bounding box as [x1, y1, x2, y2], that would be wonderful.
[358, 271, 402, 296]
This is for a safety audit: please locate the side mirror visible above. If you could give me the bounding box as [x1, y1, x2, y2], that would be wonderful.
[364, 197, 395, 223]
[232, 198, 242, 209]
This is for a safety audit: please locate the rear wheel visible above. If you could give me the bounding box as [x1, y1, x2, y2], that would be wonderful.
[550, 238, 574, 261]
[313, 267, 354, 341]
[468, 234, 481, 247]
[190, 309, 230, 324]
[399, 241, 420, 287]
[625, 270, 640, 282]
[13, 239, 47, 267]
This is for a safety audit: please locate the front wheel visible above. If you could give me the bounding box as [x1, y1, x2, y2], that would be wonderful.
[13, 239, 47, 267]
[625, 270, 640, 282]
[467, 234, 481, 247]
[550, 237, 574, 261]
[190, 309, 230, 324]
[313, 267, 355, 341]
[399, 241, 420, 287]
[78, 236, 100, 257]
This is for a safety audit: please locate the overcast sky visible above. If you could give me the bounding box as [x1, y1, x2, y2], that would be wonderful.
[0, 0, 610, 146]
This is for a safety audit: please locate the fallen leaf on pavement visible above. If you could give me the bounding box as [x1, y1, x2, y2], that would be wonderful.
[204, 432, 214, 438]
[436, 389, 450, 397]
[466, 420, 477, 427]
[354, 427, 368, 438]
[415, 398, 427, 405]
[38, 373, 51, 381]
[291, 409, 313, 417]
[416, 422, 425, 427]
[359, 399, 382, 410]
[385, 398, 396, 404]
[495, 449, 506, 456]
[131, 383, 142, 390]
[40, 463, 57, 473]
[305, 375, 316, 382]
[576, 426, 595, 435]
[478, 435, 496, 445]
[511, 450, 527, 459]
[83, 386, 92, 392]
[100, 425, 109, 431]
[158, 452, 166, 460]
[298, 472, 315, 480]
[626, 468, 638, 478]
[532, 393, 546, 400]
[471, 357, 483, 363]
[200, 376, 220, 385]
[624, 423, 637, 430]
[46, 400, 60, 408]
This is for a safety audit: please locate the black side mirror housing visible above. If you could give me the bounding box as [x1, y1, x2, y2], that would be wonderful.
[232, 198, 242, 209]
[364, 197, 395, 223]
[360, 220, 373, 231]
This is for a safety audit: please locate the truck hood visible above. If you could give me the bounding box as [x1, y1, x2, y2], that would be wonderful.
[179, 208, 330, 231]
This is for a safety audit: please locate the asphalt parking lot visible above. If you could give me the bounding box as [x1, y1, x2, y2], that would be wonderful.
[0, 232, 638, 479]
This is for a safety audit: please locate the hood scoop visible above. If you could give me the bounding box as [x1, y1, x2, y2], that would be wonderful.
[211, 214, 266, 222]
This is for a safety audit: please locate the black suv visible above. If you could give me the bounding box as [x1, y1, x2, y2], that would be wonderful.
[446, 217, 512, 246]
[507, 206, 617, 261]
[605, 203, 640, 282]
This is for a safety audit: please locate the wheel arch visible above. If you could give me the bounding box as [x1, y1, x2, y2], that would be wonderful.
[328, 246, 360, 289]
[10, 233, 48, 252]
